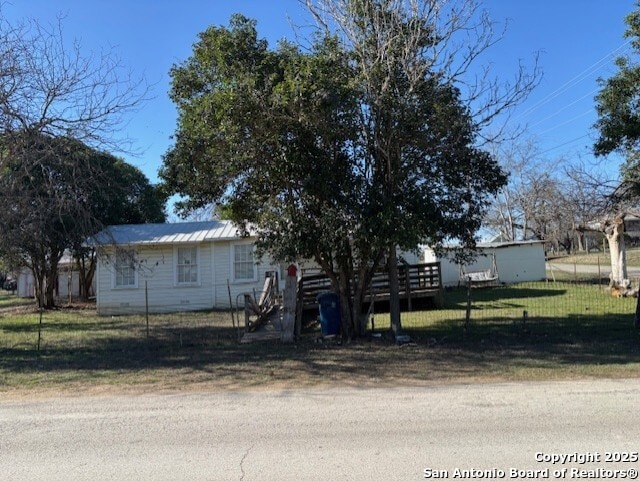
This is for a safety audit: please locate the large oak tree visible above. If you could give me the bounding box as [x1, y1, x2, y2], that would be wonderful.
[0, 133, 165, 307]
[161, 1, 537, 339]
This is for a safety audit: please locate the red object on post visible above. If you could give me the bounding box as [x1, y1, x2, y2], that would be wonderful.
[287, 264, 297, 277]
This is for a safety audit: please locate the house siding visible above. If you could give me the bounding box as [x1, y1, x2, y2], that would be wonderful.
[212, 240, 282, 309]
[96, 239, 281, 315]
[97, 244, 214, 315]
[424, 242, 546, 286]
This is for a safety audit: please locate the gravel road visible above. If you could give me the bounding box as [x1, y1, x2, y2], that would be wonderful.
[2, 379, 639, 480]
[547, 262, 640, 277]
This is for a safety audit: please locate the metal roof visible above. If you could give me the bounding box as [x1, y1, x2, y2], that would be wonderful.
[94, 221, 247, 246]
[431, 240, 546, 250]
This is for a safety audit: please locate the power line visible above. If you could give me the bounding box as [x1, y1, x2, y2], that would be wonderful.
[537, 134, 591, 156]
[514, 39, 631, 122]
[528, 87, 600, 130]
[537, 109, 594, 136]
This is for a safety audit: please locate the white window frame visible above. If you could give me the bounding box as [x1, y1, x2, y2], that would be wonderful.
[174, 245, 200, 286]
[113, 249, 137, 289]
[231, 242, 257, 283]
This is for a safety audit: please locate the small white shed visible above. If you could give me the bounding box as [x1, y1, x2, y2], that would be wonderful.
[424, 240, 546, 287]
[94, 221, 282, 315]
[16, 252, 94, 299]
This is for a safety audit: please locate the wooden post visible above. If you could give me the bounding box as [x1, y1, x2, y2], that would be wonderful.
[281, 265, 297, 343]
[405, 267, 412, 311]
[295, 277, 304, 338]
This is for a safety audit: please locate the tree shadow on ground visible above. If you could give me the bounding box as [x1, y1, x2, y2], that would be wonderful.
[442, 285, 567, 308]
[1, 311, 639, 390]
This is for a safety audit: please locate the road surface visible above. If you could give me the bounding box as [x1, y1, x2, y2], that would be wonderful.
[1, 380, 639, 480]
[547, 262, 640, 278]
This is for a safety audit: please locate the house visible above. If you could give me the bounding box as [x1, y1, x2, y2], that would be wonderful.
[16, 252, 95, 299]
[94, 221, 282, 315]
[424, 240, 546, 286]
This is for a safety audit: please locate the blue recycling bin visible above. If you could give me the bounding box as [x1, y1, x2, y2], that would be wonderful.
[317, 292, 341, 336]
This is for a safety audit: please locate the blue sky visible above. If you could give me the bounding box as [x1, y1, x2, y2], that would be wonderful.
[3, 1, 637, 209]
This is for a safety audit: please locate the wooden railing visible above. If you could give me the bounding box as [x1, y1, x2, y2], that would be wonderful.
[296, 262, 443, 315]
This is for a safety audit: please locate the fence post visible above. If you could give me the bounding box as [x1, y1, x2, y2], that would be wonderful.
[597, 256, 602, 289]
[37, 308, 43, 352]
[145, 280, 149, 339]
[37, 287, 45, 352]
[227, 279, 236, 333]
[464, 277, 472, 338]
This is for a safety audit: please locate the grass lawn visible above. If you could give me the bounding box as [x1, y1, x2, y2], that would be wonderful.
[0, 290, 35, 309]
[1, 282, 639, 395]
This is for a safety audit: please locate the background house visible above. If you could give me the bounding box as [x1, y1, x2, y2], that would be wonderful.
[94, 221, 282, 315]
[424, 240, 546, 286]
[15, 252, 94, 300]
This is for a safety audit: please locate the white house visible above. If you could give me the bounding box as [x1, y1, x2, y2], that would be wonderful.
[424, 240, 546, 286]
[16, 252, 95, 299]
[94, 221, 283, 315]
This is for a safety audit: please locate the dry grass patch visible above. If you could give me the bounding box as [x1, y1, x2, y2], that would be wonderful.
[1, 282, 640, 395]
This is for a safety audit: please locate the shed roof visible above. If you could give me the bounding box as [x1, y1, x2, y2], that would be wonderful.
[94, 221, 247, 246]
[476, 240, 545, 249]
[428, 240, 545, 251]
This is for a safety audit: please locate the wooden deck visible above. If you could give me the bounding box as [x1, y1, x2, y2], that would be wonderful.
[243, 262, 443, 341]
[296, 262, 443, 316]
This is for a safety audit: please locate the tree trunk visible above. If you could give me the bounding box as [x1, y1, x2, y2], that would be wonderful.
[351, 263, 373, 337]
[31, 249, 63, 309]
[77, 249, 97, 299]
[576, 231, 585, 252]
[33, 271, 45, 309]
[337, 272, 354, 340]
[605, 217, 627, 286]
[44, 269, 58, 308]
[388, 246, 402, 339]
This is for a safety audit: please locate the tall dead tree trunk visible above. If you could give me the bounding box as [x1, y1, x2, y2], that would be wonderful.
[604, 216, 628, 286]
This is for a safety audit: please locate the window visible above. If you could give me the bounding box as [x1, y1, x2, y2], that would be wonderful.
[176, 246, 198, 285]
[233, 243, 256, 281]
[114, 250, 136, 288]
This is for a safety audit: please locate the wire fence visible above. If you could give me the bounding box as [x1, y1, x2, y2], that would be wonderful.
[1, 269, 639, 353]
[0, 295, 242, 353]
[365, 278, 640, 345]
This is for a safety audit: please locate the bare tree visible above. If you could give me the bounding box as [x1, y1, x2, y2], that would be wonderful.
[0, 10, 150, 307]
[0, 12, 147, 149]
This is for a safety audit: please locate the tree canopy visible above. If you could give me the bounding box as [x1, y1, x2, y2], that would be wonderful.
[0, 133, 165, 306]
[160, 1, 536, 338]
